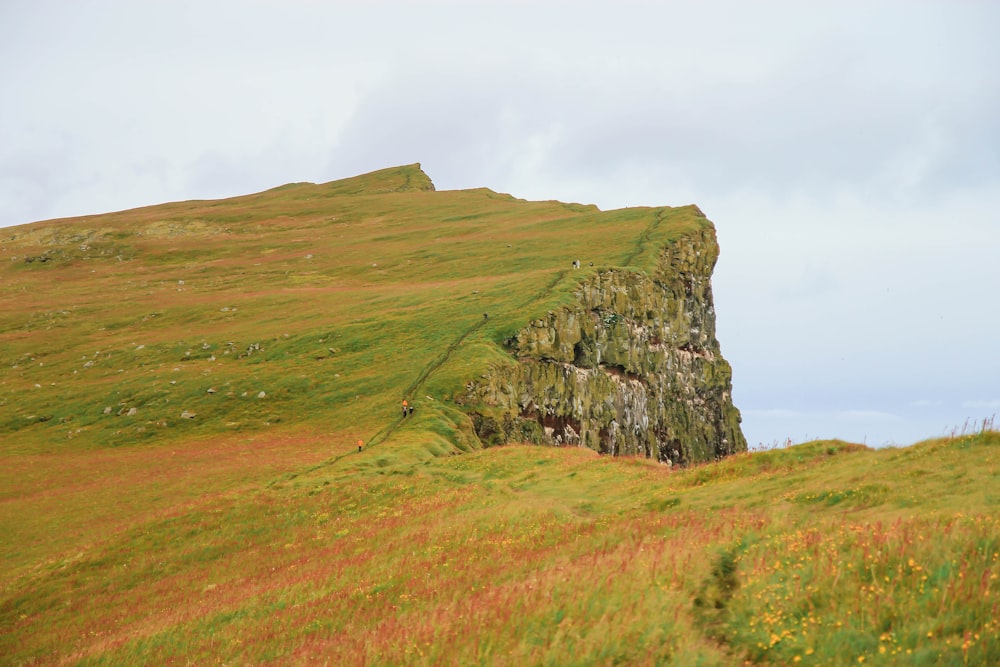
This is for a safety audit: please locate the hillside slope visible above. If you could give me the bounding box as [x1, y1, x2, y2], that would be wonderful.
[0, 163, 738, 456]
[11, 165, 995, 665]
[0, 164, 743, 564]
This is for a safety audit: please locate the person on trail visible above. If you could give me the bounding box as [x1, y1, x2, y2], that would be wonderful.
[402, 399, 408, 417]
[408, 405, 415, 417]
[357, 439, 363, 452]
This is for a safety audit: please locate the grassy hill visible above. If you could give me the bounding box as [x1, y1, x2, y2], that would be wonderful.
[1, 165, 997, 664]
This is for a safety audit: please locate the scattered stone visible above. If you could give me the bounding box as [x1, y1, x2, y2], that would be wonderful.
[177, 280, 185, 286]
[240, 342, 262, 358]
[207, 388, 217, 394]
[103, 407, 112, 415]
[305, 254, 313, 259]
[181, 410, 196, 419]
[126, 407, 138, 417]
[257, 391, 266, 399]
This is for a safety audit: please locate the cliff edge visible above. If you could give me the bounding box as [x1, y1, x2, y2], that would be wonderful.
[465, 221, 746, 465]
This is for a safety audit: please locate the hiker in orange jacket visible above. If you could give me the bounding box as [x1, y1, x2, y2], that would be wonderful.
[402, 399, 409, 417]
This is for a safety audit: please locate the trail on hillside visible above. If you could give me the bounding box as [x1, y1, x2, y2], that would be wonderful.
[269, 210, 665, 485]
[620, 209, 665, 268]
[268, 268, 577, 486]
[267, 319, 489, 486]
[366, 317, 489, 447]
[366, 268, 571, 450]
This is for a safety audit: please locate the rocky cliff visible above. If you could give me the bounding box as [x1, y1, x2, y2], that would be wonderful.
[465, 223, 746, 465]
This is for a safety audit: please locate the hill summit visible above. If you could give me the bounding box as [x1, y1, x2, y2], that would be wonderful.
[1, 163, 744, 463]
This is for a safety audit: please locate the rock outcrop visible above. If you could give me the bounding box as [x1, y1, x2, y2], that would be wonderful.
[465, 225, 746, 465]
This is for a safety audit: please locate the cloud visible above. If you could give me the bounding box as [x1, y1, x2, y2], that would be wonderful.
[742, 408, 899, 423]
[834, 410, 900, 423]
[3, 1, 998, 226]
[962, 400, 1000, 409]
[304, 1, 1000, 221]
[742, 409, 803, 419]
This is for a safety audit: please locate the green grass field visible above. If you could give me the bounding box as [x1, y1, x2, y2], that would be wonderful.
[1, 165, 997, 664]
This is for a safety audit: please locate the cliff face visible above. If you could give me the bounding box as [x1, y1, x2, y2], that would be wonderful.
[466, 226, 746, 465]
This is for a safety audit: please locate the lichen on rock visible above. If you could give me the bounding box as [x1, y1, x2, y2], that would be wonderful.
[465, 224, 746, 466]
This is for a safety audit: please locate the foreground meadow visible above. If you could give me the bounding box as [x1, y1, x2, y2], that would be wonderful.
[3, 429, 997, 665]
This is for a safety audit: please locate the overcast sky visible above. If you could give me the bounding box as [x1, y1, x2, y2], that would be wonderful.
[2, 1, 997, 447]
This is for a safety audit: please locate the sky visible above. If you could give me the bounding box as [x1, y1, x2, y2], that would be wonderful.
[2, 0, 998, 447]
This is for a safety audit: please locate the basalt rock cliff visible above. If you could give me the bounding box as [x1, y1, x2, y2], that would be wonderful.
[465, 224, 746, 466]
